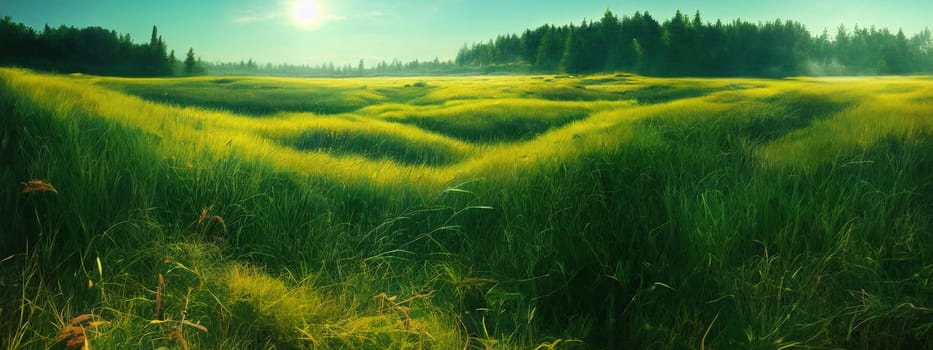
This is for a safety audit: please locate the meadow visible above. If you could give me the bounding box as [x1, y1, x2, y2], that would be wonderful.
[0, 68, 931, 349]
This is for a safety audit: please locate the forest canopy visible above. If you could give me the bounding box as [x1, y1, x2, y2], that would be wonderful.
[0, 16, 203, 77]
[455, 10, 933, 76]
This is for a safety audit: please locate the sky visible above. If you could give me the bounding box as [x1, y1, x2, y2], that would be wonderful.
[3, 0, 932, 67]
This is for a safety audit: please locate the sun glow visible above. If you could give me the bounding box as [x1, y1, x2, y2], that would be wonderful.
[291, 0, 322, 30]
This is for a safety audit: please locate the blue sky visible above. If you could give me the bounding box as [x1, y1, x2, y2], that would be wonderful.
[3, 0, 931, 66]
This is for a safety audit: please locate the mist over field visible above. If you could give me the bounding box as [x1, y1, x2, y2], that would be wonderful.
[1, 2, 932, 349]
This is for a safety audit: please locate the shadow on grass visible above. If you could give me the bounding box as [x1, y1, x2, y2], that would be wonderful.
[620, 84, 729, 104]
[743, 92, 854, 142]
[281, 129, 464, 166]
[375, 85, 439, 105]
[99, 79, 377, 116]
[391, 110, 588, 143]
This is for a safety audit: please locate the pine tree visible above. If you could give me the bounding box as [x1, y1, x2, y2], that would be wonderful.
[631, 38, 644, 71]
[145, 25, 171, 75]
[184, 48, 197, 75]
[560, 26, 583, 73]
[168, 49, 177, 75]
[150, 25, 159, 47]
[535, 25, 565, 71]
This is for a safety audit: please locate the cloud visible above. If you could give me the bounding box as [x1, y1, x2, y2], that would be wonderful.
[232, 1, 348, 31]
[232, 10, 283, 24]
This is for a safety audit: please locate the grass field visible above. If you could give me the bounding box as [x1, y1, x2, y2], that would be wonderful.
[1, 68, 931, 349]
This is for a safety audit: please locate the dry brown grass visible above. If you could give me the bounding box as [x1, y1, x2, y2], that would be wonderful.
[21, 180, 57, 194]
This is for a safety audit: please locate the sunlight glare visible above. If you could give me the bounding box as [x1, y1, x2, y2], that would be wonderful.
[291, 0, 322, 30]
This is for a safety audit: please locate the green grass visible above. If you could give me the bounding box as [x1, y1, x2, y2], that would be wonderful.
[378, 99, 602, 143]
[95, 76, 387, 115]
[1, 68, 931, 349]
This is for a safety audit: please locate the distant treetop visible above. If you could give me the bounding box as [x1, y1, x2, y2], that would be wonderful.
[0, 17, 191, 77]
[455, 10, 933, 76]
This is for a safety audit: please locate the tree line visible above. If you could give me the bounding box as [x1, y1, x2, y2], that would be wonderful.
[5, 11, 931, 78]
[0, 16, 205, 77]
[456, 10, 933, 76]
[206, 57, 469, 77]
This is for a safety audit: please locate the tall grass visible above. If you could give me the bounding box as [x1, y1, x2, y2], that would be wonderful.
[96, 76, 386, 115]
[1, 68, 930, 349]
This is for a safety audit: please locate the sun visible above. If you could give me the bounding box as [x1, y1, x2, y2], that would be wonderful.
[291, 0, 322, 29]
